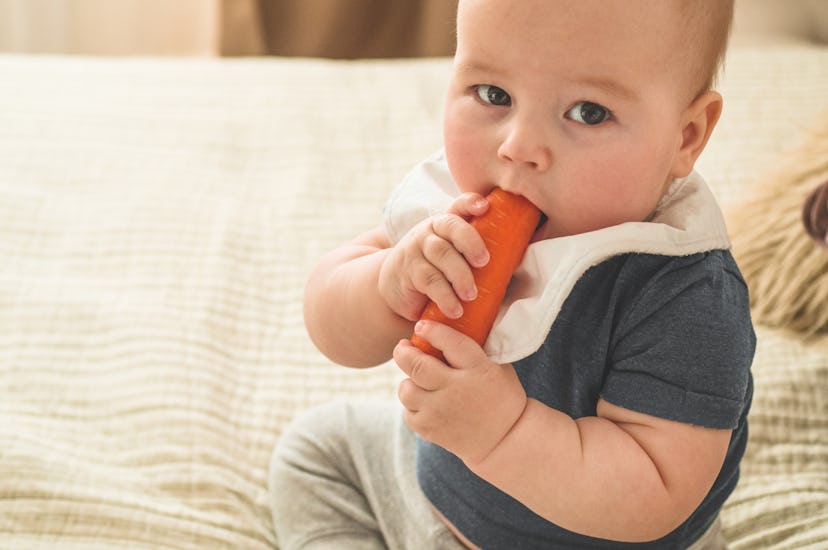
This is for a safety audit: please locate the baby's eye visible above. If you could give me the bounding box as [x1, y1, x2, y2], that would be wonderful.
[475, 85, 511, 106]
[566, 101, 611, 125]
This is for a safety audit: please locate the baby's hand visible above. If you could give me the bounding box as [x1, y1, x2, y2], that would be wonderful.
[394, 320, 527, 464]
[379, 193, 491, 322]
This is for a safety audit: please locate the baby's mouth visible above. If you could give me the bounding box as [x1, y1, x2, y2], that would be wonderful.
[530, 213, 549, 243]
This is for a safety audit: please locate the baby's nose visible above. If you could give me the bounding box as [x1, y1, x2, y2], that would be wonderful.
[497, 121, 552, 172]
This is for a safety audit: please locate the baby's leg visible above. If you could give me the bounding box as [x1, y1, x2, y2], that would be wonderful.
[268, 401, 465, 550]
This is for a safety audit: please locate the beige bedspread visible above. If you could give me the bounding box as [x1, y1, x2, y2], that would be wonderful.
[0, 44, 826, 549]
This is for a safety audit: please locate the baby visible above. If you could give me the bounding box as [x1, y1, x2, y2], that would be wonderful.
[270, 1, 754, 548]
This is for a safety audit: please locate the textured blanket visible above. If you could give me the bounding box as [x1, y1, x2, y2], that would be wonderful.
[0, 45, 826, 549]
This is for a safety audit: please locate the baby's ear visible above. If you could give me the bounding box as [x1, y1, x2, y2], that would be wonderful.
[670, 91, 723, 178]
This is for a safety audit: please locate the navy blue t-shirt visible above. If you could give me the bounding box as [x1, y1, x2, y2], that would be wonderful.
[417, 250, 755, 549]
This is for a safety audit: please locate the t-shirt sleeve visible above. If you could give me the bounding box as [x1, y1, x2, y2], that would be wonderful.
[602, 251, 755, 429]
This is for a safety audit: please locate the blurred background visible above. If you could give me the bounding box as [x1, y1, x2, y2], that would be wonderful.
[0, 0, 456, 58]
[0, 0, 827, 58]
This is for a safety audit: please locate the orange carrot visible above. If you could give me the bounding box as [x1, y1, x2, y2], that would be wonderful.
[411, 188, 542, 361]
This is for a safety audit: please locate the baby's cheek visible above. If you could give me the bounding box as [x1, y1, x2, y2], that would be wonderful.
[445, 142, 487, 194]
[596, 153, 667, 216]
[444, 109, 495, 190]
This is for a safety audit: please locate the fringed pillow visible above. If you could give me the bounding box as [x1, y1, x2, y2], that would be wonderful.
[728, 113, 828, 336]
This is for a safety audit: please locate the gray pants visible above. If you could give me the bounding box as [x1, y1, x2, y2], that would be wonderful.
[269, 401, 467, 550]
[268, 401, 726, 550]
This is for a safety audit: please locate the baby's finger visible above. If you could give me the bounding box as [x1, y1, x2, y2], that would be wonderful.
[420, 232, 478, 303]
[394, 339, 448, 391]
[409, 258, 464, 319]
[397, 377, 424, 413]
[430, 213, 490, 269]
[414, 320, 488, 370]
[448, 192, 489, 219]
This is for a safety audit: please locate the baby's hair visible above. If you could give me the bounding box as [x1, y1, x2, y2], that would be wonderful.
[680, 0, 735, 96]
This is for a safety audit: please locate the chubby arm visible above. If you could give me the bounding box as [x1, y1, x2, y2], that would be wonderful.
[396, 322, 730, 542]
[474, 398, 730, 542]
[303, 226, 412, 367]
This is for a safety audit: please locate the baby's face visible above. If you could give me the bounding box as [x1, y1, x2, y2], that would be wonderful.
[445, 0, 700, 239]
